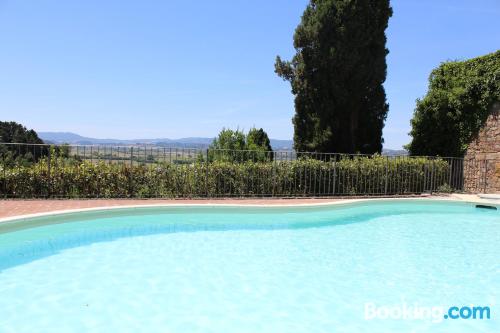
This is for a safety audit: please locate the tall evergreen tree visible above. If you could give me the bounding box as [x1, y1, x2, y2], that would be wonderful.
[275, 0, 392, 153]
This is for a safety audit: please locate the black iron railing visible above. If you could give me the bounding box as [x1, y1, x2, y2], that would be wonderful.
[0, 142, 472, 198]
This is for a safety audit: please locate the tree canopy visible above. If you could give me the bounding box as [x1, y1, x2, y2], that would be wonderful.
[246, 127, 272, 152]
[0, 121, 44, 145]
[275, 0, 392, 154]
[208, 128, 273, 162]
[407, 50, 500, 157]
[0, 121, 47, 162]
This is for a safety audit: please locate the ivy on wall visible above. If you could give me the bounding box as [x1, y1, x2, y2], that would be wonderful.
[407, 50, 500, 157]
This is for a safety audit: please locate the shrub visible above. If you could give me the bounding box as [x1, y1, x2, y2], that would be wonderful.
[407, 50, 500, 157]
[0, 121, 48, 163]
[0, 155, 453, 198]
[208, 128, 274, 162]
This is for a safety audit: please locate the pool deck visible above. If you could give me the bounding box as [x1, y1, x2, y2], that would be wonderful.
[0, 198, 342, 219]
[0, 194, 498, 222]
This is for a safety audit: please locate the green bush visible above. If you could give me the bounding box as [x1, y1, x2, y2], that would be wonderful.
[0, 121, 48, 163]
[0, 155, 454, 198]
[407, 50, 500, 157]
[207, 128, 274, 163]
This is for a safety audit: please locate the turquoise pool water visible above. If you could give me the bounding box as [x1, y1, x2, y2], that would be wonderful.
[0, 200, 498, 332]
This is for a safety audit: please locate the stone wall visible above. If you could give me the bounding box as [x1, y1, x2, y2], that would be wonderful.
[463, 102, 500, 193]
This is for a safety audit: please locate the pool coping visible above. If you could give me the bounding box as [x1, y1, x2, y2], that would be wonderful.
[1, 194, 497, 224]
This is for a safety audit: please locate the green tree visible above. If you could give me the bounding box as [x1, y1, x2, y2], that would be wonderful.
[407, 51, 500, 157]
[275, 0, 392, 154]
[246, 127, 272, 151]
[208, 128, 274, 162]
[0, 121, 44, 144]
[0, 121, 47, 162]
[210, 128, 246, 151]
[246, 127, 273, 161]
[208, 128, 247, 162]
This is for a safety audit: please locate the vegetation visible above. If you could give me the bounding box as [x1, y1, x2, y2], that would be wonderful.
[0, 121, 47, 162]
[1, 154, 452, 198]
[407, 50, 500, 157]
[209, 129, 247, 152]
[246, 128, 273, 153]
[208, 128, 274, 162]
[0, 121, 44, 144]
[275, 0, 392, 154]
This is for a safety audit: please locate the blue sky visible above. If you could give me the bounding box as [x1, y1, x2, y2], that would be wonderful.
[0, 0, 498, 149]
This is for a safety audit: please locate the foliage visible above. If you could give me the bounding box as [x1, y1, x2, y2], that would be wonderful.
[407, 50, 500, 157]
[208, 128, 247, 162]
[246, 128, 272, 152]
[209, 128, 246, 151]
[0, 121, 47, 162]
[1, 155, 452, 198]
[275, 0, 392, 154]
[208, 128, 274, 162]
[0, 121, 44, 144]
[246, 127, 273, 162]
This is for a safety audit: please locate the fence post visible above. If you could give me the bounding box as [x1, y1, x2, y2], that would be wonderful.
[130, 147, 133, 167]
[448, 158, 453, 188]
[2, 155, 5, 198]
[430, 160, 435, 194]
[483, 160, 488, 194]
[47, 146, 51, 198]
[384, 157, 388, 195]
[423, 161, 428, 194]
[272, 152, 276, 197]
[206, 148, 209, 197]
[332, 156, 337, 196]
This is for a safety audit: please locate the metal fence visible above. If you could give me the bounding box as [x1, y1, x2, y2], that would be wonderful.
[0, 142, 477, 198]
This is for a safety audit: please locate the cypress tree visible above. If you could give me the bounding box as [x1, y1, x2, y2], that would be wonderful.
[275, 0, 392, 153]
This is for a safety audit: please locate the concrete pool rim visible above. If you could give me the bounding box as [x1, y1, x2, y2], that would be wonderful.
[1, 196, 498, 230]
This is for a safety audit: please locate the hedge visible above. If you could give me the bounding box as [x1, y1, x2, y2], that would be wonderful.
[0, 155, 455, 198]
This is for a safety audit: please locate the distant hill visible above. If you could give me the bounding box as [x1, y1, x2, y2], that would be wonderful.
[38, 132, 406, 154]
[381, 149, 408, 156]
[39, 132, 295, 150]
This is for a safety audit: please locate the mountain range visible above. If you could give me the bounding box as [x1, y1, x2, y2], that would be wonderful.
[38, 132, 407, 155]
[39, 132, 295, 150]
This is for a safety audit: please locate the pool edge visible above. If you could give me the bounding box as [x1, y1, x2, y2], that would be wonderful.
[1, 196, 496, 225]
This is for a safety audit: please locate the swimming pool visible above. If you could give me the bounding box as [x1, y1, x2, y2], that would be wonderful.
[0, 200, 498, 332]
